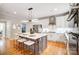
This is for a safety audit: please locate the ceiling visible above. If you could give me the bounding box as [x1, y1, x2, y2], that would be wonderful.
[0, 3, 70, 20]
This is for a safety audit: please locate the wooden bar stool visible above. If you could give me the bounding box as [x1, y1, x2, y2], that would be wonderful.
[24, 40, 35, 55]
[14, 35, 20, 49]
[17, 38, 26, 54]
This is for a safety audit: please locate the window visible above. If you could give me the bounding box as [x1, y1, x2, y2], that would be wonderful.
[21, 23, 26, 33]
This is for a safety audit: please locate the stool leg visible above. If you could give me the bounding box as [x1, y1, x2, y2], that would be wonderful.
[20, 43, 22, 54]
[23, 44, 25, 55]
[15, 40, 17, 54]
[33, 44, 35, 55]
[24, 44, 26, 55]
[22, 43, 24, 54]
[22, 43, 24, 55]
[21, 43, 23, 54]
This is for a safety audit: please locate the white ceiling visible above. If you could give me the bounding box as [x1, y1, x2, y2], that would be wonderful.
[0, 3, 70, 20]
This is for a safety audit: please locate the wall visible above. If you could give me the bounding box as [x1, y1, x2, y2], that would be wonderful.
[56, 15, 74, 28]
[32, 15, 74, 32]
[0, 19, 11, 38]
[33, 18, 49, 28]
[23, 15, 77, 33]
[0, 14, 75, 39]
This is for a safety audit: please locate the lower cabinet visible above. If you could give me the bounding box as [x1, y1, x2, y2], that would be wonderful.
[38, 36, 47, 53]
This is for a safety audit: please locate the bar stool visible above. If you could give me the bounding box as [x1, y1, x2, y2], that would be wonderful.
[14, 35, 19, 48]
[17, 38, 26, 54]
[24, 40, 35, 55]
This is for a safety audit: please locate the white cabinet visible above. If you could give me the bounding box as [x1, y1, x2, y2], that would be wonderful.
[47, 32, 66, 43]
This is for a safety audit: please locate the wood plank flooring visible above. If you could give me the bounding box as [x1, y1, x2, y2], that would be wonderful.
[42, 41, 67, 55]
[3, 39, 66, 55]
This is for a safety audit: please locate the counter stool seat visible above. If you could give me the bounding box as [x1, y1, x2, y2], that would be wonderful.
[17, 39, 26, 42]
[17, 38, 27, 54]
[24, 40, 35, 46]
[24, 40, 35, 54]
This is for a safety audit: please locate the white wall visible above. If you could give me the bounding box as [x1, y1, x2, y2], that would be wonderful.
[32, 15, 74, 32]
[19, 15, 74, 34]
[0, 19, 11, 38]
[56, 15, 74, 28]
[33, 18, 49, 28]
[0, 14, 75, 39]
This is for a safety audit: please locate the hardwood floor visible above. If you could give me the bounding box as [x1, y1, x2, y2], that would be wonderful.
[41, 41, 67, 55]
[0, 39, 67, 55]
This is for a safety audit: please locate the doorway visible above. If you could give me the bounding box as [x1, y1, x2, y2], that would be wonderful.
[0, 22, 6, 39]
[0, 22, 6, 54]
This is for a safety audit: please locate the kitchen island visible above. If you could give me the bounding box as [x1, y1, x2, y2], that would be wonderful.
[18, 33, 47, 54]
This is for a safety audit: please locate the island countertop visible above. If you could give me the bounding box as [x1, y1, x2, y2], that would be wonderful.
[17, 33, 47, 40]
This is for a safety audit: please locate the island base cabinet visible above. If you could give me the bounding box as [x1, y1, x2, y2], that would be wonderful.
[35, 36, 47, 54]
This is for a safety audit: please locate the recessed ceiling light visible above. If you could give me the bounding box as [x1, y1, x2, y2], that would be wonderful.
[32, 19, 39, 22]
[32, 19, 38, 21]
[25, 12, 27, 13]
[13, 11, 16, 14]
[54, 8, 58, 11]
[22, 20, 28, 23]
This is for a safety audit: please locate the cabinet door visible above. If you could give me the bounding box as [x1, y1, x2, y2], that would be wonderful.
[38, 36, 47, 53]
[42, 36, 47, 50]
[39, 38, 43, 53]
